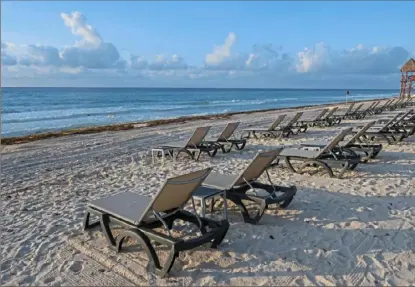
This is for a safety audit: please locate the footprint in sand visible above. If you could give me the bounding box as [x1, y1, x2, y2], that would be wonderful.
[68, 260, 84, 273]
[43, 277, 55, 284]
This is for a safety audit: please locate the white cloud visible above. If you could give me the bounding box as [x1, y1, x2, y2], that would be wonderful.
[296, 42, 409, 74]
[2, 12, 413, 88]
[296, 42, 330, 73]
[5, 12, 123, 70]
[205, 32, 237, 67]
[130, 54, 188, 70]
[203, 35, 293, 72]
[1, 42, 18, 66]
[61, 12, 102, 46]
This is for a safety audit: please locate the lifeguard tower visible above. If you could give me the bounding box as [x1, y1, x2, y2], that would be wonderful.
[400, 58, 415, 98]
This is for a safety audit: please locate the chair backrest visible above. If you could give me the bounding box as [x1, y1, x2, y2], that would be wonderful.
[185, 126, 211, 147]
[353, 103, 364, 113]
[217, 122, 240, 141]
[285, 112, 303, 127]
[233, 149, 283, 186]
[370, 101, 380, 110]
[381, 113, 403, 129]
[393, 98, 402, 107]
[344, 121, 376, 145]
[366, 101, 376, 110]
[324, 107, 338, 119]
[139, 168, 213, 223]
[345, 103, 356, 114]
[395, 109, 414, 124]
[378, 99, 390, 109]
[401, 97, 411, 107]
[385, 99, 395, 108]
[315, 108, 329, 120]
[316, 128, 353, 157]
[269, 114, 287, 130]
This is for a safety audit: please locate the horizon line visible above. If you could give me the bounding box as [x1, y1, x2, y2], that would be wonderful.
[1, 86, 400, 91]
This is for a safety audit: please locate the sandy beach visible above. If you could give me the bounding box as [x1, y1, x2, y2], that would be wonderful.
[1, 99, 414, 286]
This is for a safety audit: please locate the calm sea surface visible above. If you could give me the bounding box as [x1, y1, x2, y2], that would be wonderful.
[1, 88, 397, 137]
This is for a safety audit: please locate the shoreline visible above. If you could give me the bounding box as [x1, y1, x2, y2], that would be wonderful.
[1, 95, 395, 145]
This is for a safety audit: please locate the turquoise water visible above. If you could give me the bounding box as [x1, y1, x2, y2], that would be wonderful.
[1, 87, 396, 137]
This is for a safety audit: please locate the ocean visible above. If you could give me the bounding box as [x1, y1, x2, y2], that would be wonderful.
[1, 87, 397, 137]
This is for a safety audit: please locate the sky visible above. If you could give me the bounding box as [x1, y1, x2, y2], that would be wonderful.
[1, 1, 414, 88]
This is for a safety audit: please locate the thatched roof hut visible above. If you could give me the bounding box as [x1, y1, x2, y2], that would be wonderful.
[401, 58, 415, 73]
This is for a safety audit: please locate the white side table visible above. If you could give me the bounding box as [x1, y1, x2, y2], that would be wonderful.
[151, 148, 175, 165]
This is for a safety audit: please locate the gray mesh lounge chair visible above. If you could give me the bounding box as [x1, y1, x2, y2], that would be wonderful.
[299, 121, 382, 161]
[344, 103, 364, 119]
[203, 122, 247, 153]
[157, 126, 219, 161]
[337, 103, 356, 119]
[353, 101, 379, 118]
[373, 99, 394, 114]
[318, 107, 341, 126]
[273, 128, 361, 178]
[296, 108, 329, 127]
[356, 112, 410, 144]
[242, 112, 306, 139]
[366, 101, 380, 115]
[375, 109, 415, 136]
[83, 168, 229, 278]
[241, 114, 287, 139]
[193, 149, 297, 224]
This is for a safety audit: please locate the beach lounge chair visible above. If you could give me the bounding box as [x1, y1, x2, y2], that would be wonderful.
[242, 112, 307, 139]
[83, 168, 229, 277]
[296, 108, 329, 127]
[299, 121, 382, 161]
[372, 109, 415, 136]
[273, 128, 362, 178]
[241, 114, 287, 139]
[318, 107, 340, 126]
[354, 101, 379, 118]
[344, 103, 364, 119]
[337, 103, 356, 119]
[157, 126, 220, 161]
[373, 99, 394, 114]
[354, 113, 409, 144]
[193, 149, 297, 224]
[365, 101, 382, 116]
[203, 122, 247, 153]
[318, 107, 343, 126]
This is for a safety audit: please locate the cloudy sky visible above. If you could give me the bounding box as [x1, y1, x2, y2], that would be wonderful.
[1, 1, 414, 88]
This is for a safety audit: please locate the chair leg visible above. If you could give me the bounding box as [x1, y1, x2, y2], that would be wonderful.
[84, 211, 103, 230]
[100, 214, 116, 247]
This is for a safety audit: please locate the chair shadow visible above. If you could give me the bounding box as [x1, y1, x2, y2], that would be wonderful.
[169, 187, 415, 285]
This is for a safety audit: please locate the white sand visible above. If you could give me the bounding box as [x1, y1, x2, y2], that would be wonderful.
[1, 100, 415, 286]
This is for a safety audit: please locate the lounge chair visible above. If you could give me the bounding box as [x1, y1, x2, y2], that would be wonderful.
[371, 109, 415, 136]
[299, 121, 382, 161]
[318, 107, 340, 126]
[319, 107, 342, 126]
[241, 114, 287, 139]
[193, 149, 297, 224]
[83, 168, 229, 278]
[157, 126, 220, 161]
[203, 122, 247, 153]
[344, 103, 364, 119]
[273, 128, 362, 178]
[296, 108, 329, 127]
[354, 101, 379, 118]
[337, 103, 356, 119]
[373, 99, 394, 114]
[354, 113, 409, 144]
